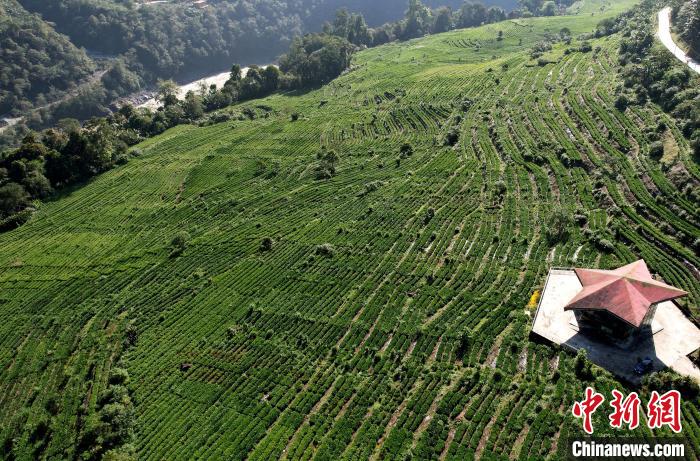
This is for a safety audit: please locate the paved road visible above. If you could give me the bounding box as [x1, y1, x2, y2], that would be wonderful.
[657, 6, 700, 74]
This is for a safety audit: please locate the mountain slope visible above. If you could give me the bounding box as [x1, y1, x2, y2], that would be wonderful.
[1, 0, 700, 459]
[0, 0, 95, 116]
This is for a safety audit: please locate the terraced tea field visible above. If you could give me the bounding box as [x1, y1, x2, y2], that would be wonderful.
[1, 1, 699, 459]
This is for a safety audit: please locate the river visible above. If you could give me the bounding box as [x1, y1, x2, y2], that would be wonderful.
[136, 66, 272, 110]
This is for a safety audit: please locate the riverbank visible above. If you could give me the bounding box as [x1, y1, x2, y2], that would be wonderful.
[135, 65, 273, 110]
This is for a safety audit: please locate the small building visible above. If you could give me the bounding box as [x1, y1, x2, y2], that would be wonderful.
[563, 260, 687, 341]
[531, 260, 700, 383]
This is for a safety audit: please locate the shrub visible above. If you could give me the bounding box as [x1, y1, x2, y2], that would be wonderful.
[494, 180, 506, 196]
[399, 143, 413, 158]
[444, 126, 460, 146]
[579, 42, 593, 53]
[108, 368, 130, 386]
[423, 207, 435, 225]
[0, 207, 33, 231]
[649, 140, 664, 159]
[171, 231, 190, 255]
[315, 243, 335, 257]
[642, 371, 699, 399]
[595, 238, 614, 252]
[315, 150, 339, 180]
[574, 349, 593, 380]
[260, 237, 274, 252]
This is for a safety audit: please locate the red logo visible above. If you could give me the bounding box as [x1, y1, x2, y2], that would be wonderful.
[573, 388, 682, 433]
[572, 387, 605, 434]
[647, 390, 682, 433]
[609, 390, 640, 430]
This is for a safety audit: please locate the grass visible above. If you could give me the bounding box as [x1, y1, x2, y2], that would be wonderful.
[1, 0, 700, 459]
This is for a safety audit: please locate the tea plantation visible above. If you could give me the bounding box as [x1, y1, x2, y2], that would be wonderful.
[1, 0, 699, 459]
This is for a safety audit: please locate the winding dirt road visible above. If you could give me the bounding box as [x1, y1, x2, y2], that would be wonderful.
[657, 6, 700, 74]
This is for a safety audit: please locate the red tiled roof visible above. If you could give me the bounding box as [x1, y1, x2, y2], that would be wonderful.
[564, 260, 688, 327]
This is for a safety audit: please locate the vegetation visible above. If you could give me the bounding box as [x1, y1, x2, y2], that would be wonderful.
[1, 0, 699, 460]
[602, 0, 699, 200]
[0, 0, 95, 116]
[673, 0, 700, 59]
[0, 35, 354, 221]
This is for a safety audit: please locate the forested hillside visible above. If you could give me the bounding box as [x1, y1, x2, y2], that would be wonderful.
[1, 0, 516, 147]
[306, 0, 517, 27]
[0, 0, 95, 116]
[0, 0, 596, 155]
[674, 0, 700, 59]
[1, 0, 699, 459]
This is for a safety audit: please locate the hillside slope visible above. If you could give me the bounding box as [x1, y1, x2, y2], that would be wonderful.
[0, 0, 95, 116]
[1, 0, 700, 459]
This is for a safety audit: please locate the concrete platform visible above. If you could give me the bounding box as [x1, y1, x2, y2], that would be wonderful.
[531, 269, 700, 384]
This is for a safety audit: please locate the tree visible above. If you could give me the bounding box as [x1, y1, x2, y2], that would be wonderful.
[23, 171, 52, 198]
[432, 7, 452, 34]
[171, 231, 190, 255]
[315, 150, 339, 179]
[574, 348, 593, 379]
[457, 2, 488, 28]
[280, 34, 354, 88]
[261, 66, 281, 93]
[540, 1, 557, 17]
[350, 14, 371, 46]
[487, 6, 507, 23]
[332, 9, 351, 39]
[156, 80, 179, 107]
[0, 182, 30, 217]
[545, 208, 570, 243]
[455, 329, 471, 360]
[260, 237, 274, 252]
[229, 64, 242, 83]
[403, 0, 432, 39]
[182, 91, 204, 120]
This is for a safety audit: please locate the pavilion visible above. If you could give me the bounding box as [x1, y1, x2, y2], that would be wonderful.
[530, 259, 700, 383]
[563, 260, 688, 341]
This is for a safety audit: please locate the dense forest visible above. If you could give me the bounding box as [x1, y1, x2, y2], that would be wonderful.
[0, 0, 96, 116]
[606, 0, 700, 175]
[674, 0, 699, 59]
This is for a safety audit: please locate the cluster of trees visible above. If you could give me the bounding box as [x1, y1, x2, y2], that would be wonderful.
[602, 0, 700, 159]
[674, 0, 700, 59]
[325, 0, 509, 46]
[79, 365, 136, 460]
[2, 0, 566, 150]
[0, 0, 96, 116]
[0, 119, 128, 227]
[324, 0, 571, 49]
